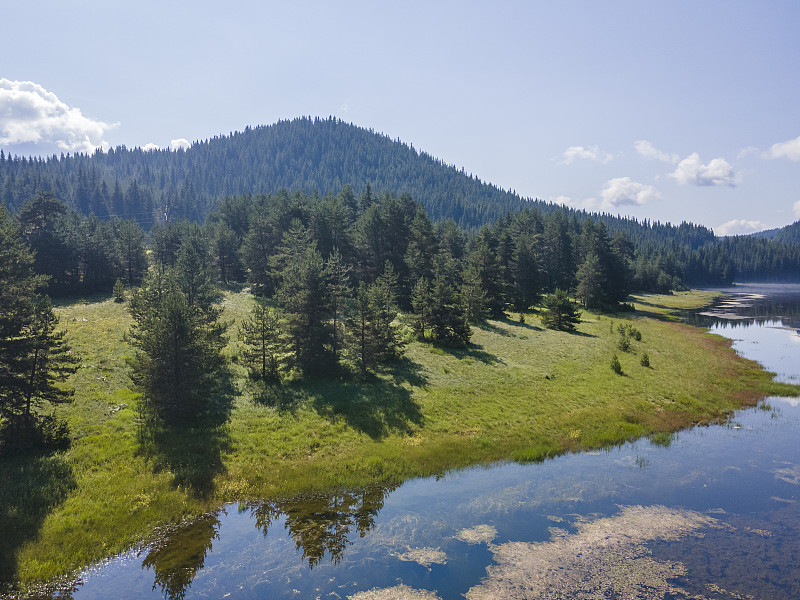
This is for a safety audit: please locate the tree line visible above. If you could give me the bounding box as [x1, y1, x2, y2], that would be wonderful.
[2, 117, 798, 287]
[1, 185, 798, 447]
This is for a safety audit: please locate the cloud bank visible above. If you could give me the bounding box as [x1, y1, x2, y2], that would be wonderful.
[550, 195, 598, 210]
[794, 200, 800, 219]
[600, 177, 660, 209]
[670, 153, 736, 186]
[769, 135, 800, 161]
[0, 78, 115, 153]
[634, 140, 679, 164]
[139, 139, 191, 152]
[715, 219, 767, 236]
[561, 145, 612, 165]
[169, 138, 190, 150]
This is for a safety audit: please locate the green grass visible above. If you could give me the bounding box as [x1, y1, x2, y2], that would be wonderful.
[1, 289, 796, 589]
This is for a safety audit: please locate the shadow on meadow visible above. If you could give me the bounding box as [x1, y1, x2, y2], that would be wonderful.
[308, 358, 428, 440]
[136, 368, 236, 500]
[0, 451, 76, 587]
[437, 341, 506, 366]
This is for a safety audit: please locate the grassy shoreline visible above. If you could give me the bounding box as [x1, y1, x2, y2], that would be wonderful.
[2, 289, 797, 589]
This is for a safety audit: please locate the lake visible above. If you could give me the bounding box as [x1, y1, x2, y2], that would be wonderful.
[65, 285, 800, 599]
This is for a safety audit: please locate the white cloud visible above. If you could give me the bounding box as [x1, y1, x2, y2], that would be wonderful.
[0, 78, 116, 153]
[715, 219, 768, 236]
[670, 153, 737, 186]
[142, 143, 160, 152]
[794, 200, 800, 219]
[600, 177, 660, 209]
[549, 195, 597, 210]
[634, 140, 679, 164]
[769, 135, 800, 161]
[169, 138, 191, 151]
[737, 146, 761, 159]
[561, 145, 612, 165]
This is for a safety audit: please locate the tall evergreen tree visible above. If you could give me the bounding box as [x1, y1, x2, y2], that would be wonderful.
[429, 256, 471, 347]
[115, 219, 148, 286]
[325, 249, 353, 365]
[575, 251, 606, 309]
[276, 245, 334, 376]
[0, 207, 77, 447]
[128, 270, 228, 424]
[239, 298, 285, 382]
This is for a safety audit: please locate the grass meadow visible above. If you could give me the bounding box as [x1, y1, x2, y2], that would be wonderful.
[1, 289, 796, 588]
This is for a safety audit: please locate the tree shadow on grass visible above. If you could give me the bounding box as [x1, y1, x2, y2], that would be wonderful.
[249, 380, 306, 414]
[0, 451, 76, 588]
[437, 342, 506, 366]
[136, 369, 236, 500]
[309, 360, 427, 440]
[474, 317, 544, 336]
[565, 328, 597, 338]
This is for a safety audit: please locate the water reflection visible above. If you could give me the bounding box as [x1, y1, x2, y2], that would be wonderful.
[244, 484, 396, 567]
[684, 283, 800, 329]
[141, 513, 220, 600]
[132, 485, 396, 599]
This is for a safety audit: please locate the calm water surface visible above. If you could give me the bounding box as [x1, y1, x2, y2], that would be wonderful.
[69, 285, 800, 599]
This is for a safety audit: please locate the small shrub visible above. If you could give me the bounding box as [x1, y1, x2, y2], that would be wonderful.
[640, 352, 650, 367]
[617, 335, 631, 352]
[632, 328, 642, 342]
[610, 353, 623, 375]
[113, 278, 125, 302]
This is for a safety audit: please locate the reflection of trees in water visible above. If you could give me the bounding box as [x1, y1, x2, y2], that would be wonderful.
[247, 485, 395, 567]
[141, 513, 221, 600]
[684, 291, 800, 330]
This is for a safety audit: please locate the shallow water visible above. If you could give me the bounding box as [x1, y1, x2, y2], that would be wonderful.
[68, 286, 800, 599]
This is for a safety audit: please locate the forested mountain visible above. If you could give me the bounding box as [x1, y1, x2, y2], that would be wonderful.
[0, 117, 530, 228]
[775, 220, 800, 244]
[1, 116, 799, 283]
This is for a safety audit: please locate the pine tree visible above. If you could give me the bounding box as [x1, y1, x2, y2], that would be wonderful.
[276, 245, 334, 376]
[370, 262, 402, 361]
[428, 257, 471, 347]
[410, 277, 433, 340]
[347, 279, 401, 376]
[540, 289, 582, 331]
[239, 298, 285, 382]
[459, 263, 488, 323]
[115, 219, 148, 286]
[113, 278, 125, 302]
[128, 269, 228, 424]
[0, 208, 76, 448]
[510, 231, 541, 313]
[325, 249, 353, 365]
[213, 222, 243, 285]
[575, 251, 606, 309]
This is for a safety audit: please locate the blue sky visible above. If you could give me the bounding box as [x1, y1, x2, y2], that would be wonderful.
[2, 1, 799, 234]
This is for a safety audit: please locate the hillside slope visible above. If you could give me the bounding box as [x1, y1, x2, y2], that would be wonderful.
[0, 117, 531, 228]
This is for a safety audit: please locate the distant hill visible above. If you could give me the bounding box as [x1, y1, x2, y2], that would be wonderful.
[775, 220, 800, 244]
[1, 116, 798, 282]
[746, 220, 800, 243]
[0, 116, 533, 228]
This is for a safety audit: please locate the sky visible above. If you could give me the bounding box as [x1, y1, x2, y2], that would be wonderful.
[2, 0, 800, 234]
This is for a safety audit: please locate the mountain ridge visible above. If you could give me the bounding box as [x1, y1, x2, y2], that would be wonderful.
[1, 116, 798, 246]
